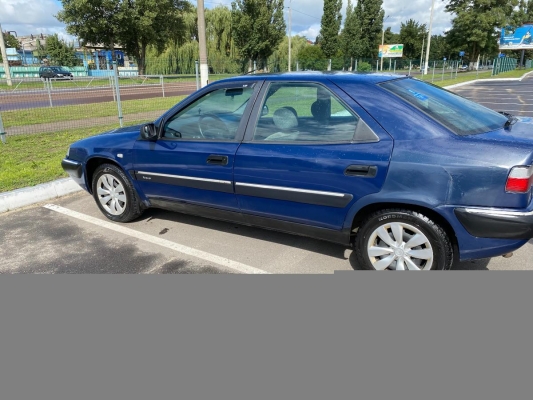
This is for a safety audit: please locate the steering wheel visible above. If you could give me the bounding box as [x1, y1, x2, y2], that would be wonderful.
[198, 114, 231, 138]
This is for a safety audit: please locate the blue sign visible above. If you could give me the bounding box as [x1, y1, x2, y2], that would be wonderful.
[499, 53, 506, 58]
[459, 51, 465, 57]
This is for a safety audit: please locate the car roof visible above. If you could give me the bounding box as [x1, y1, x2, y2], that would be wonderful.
[216, 71, 405, 85]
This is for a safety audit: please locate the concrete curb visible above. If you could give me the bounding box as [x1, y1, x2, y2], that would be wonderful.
[444, 70, 533, 89]
[0, 178, 82, 214]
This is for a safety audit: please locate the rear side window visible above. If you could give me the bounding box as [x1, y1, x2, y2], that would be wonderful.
[252, 82, 364, 143]
[380, 78, 508, 136]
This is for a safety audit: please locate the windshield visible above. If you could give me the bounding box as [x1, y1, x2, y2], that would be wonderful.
[380, 78, 508, 136]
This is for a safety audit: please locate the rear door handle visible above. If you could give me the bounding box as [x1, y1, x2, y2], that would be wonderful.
[345, 165, 377, 177]
[207, 155, 229, 166]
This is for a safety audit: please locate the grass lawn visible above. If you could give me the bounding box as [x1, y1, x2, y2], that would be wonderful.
[2, 96, 187, 128]
[0, 123, 140, 192]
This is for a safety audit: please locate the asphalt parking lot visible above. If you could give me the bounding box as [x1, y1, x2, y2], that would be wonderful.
[1, 191, 532, 273]
[1, 76, 533, 273]
[452, 73, 533, 117]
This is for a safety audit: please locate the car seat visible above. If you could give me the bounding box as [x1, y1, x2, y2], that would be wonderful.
[265, 107, 300, 141]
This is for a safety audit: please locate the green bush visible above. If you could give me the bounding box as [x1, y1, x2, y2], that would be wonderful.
[357, 61, 372, 72]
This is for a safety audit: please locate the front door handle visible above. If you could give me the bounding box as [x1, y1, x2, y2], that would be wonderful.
[207, 155, 229, 166]
[345, 165, 377, 177]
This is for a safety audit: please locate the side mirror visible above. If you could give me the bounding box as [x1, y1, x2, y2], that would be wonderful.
[140, 123, 157, 140]
[261, 105, 269, 116]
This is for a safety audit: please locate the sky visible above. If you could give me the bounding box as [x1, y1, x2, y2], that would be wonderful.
[0, 0, 452, 43]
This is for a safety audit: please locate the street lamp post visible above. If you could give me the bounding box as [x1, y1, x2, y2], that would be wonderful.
[0, 22, 13, 86]
[288, 0, 292, 72]
[423, 0, 436, 75]
[380, 15, 390, 72]
[420, 34, 425, 72]
[197, 0, 209, 87]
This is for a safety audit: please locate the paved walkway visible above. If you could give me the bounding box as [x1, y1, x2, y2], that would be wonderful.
[5, 110, 164, 136]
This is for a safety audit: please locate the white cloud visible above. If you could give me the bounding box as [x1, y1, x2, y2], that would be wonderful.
[0, 0, 453, 45]
[296, 24, 321, 41]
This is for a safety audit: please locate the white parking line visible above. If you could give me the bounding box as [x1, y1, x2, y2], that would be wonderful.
[43, 204, 270, 274]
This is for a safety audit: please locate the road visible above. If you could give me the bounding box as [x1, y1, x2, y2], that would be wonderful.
[0, 82, 196, 111]
[1, 77, 533, 273]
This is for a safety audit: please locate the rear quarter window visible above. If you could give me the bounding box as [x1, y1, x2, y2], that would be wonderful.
[380, 78, 508, 136]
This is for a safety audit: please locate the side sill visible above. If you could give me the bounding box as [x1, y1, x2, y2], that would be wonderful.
[149, 197, 352, 246]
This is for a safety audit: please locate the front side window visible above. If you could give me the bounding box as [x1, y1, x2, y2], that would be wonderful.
[380, 78, 508, 136]
[252, 82, 361, 143]
[163, 84, 256, 140]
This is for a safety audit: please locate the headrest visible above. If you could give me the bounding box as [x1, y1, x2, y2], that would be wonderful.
[273, 107, 298, 131]
[311, 100, 330, 123]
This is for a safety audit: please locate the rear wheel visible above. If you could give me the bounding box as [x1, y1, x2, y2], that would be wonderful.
[92, 164, 143, 222]
[354, 209, 453, 270]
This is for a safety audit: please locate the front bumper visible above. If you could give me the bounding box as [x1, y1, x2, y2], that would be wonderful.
[62, 158, 83, 179]
[455, 207, 533, 240]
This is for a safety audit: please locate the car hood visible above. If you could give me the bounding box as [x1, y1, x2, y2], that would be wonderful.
[100, 124, 144, 135]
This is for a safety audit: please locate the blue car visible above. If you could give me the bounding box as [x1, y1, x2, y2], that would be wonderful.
[62, 73, 533, 270]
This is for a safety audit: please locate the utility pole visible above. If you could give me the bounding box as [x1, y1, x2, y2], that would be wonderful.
[0, 23, 13, 86]
[420, 35, 425, 73]
[423, 0, 436, 75]
[380, 15, 390, 71]
[288, 0, 292, 72]
[197, 0, 209, 87]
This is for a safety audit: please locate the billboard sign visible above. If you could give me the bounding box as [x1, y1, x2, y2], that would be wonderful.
[499, 25, 533, 50]
[379, 44, 404, 58]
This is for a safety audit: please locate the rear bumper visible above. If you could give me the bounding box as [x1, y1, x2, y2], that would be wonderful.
[455, 207, 533, 240]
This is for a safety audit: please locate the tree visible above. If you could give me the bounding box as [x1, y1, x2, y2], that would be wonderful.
[231, 0, 286, 71]
[45, 34, 80, 66]
[4, 33, 19, 49]
[57, 0, 121, 55]
[445, 0, 517, 62]
[383, 27, 400, 45]
[399, 19, 427, 59]
[297, 45, 328, 70]
[341, 0, 360, 61]
[57, 0, 191, 75]
[320, 0, 342, 66]
[269, 35, 310, 71]
[0, 33, 19, 62]
[355, 0, 384, 59]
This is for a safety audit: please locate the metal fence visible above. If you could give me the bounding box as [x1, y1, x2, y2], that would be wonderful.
[492, 57, 518, 76]
[0, 72, 203, 139]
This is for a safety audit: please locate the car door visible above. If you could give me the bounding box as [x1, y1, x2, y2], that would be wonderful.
[233, 80, 394, 230]
[133, 80, 260, 212]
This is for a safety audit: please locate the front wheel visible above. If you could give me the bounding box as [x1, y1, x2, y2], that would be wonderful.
[354, 209, 453, 270]
[92, 164, 143, 222]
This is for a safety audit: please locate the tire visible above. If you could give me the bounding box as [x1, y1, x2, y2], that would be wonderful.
[354, 209, 453, 270]
[92, 163, 143, 223]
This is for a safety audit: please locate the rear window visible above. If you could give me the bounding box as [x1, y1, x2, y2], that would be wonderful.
[380, 78, 508, 136]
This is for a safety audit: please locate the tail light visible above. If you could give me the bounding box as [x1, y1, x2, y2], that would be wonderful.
[506, 166, 533, 193]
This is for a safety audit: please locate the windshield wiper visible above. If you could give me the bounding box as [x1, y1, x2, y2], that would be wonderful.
[499, 111, 518, 128]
